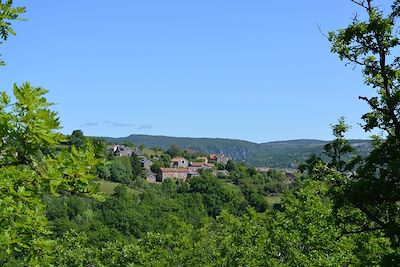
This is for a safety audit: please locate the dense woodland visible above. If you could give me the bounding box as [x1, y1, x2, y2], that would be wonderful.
[1, 0, 400, 266]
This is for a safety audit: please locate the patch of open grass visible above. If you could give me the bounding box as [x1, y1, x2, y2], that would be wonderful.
[221, 181, 242, 194]
[96, 180, 141, 196]
[266, 195, 281, 206]
[143, 148, 163, 158]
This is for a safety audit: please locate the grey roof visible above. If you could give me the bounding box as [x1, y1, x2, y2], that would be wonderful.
[132, 147, 144, 157]
[114, 146, 134, 156]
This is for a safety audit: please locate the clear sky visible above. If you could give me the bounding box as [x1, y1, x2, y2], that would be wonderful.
[0, 0, 387, 143]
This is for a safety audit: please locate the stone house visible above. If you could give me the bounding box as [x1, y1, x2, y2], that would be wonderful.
[114, 146, 134, 157]
[188, 162, 214, 177]
[209, 154, 219, 161]
[107, 145, 145, 158]
[141, 159, 153, 169]
[170, 157, 189, 168]
[145, 169, 157, 183]
[216, 155, 231, 165]
[190, 162, 206, 168]
[158, 168, 189, 182]
[132, 147, 145, 158]
[208, 153, 231, 165]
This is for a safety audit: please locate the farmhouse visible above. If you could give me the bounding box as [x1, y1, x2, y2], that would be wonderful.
[107, 145, 145, 158]
[170, 157, 189, 168]
[141, 159, 153, 169]
[158, 168, 189, 182]
[190, 162, 206, 168]
[114, 146, 134, 157]
[145, 169, 157, 183]
[132, 147, 145, 158]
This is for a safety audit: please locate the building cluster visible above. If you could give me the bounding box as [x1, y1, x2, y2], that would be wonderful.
[158, 153, 230, 182]
[107, 145, 231, 183]
[108, 145, 144, 158]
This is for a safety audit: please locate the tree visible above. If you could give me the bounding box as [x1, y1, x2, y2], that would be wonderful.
[189, 173, 247, 217]
[130, 154, 142, 178]
[0, 0, 25, 66]
[324, 0, 400, 261]
[109, 157, 133, 184]
[97, 163, 111, 180]
[68, 129, 86, 148]
[271, 177, 391, 266]
[122, 140, 135, 147]
[152, 146, 162, 156]
[0, 83, 64, 167]
[0, 84, 101, 265]
[166, 144, 182, 157]
[139, 143, 146, 151]
[323, 117, 356, 172]
[150, 160, 162, 173]
[225, 159, 236, 172]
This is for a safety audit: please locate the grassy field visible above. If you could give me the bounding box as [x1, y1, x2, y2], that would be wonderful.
[143, 148, 162, 158]
[266, 195, 282, 206]
[223, 182, 242, 194]
[96, 180, 141, 195]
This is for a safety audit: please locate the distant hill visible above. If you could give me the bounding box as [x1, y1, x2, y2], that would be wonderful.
[98, 134, 371, 168]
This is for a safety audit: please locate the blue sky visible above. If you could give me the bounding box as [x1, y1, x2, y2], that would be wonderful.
[0, 0, 386, 142]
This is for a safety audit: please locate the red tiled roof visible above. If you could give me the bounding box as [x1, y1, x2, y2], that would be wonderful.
[209, 154, 219, 160]
[160, 168, 189, 173]
[190, 162, 205, 167]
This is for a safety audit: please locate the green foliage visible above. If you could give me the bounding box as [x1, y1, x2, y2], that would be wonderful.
[166, 143, 182, 157]
[213, 210, 274, 266]
[272, 178, 391, 266]
[122, 140, 135, 147]
[225, 159, 236, 172]
[130, 154, 142, 178]
[0, 167, 52, 266]
[37, 144, 101, 198]
[228, 164, 289, 211]
[0, 0, 25, 66]
[327, 0, 400, 257]
[1, 82, 64, 166]
[67, 130, 85, 148]
[109, 157, 133, 184]
[0, 84, 102, 264]
[189, 173, 247, 217]
[323, 117, 357, 171]
[2, 1, 396, 265]
[150, 153, 171, 173]
[96, 163, 111, 180]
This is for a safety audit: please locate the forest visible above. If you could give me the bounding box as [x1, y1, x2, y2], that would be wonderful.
[1, 0, 399, 266]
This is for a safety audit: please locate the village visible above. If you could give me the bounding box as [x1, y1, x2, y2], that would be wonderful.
[107, 144, 232, 183]
[107, 144, 297, 186]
